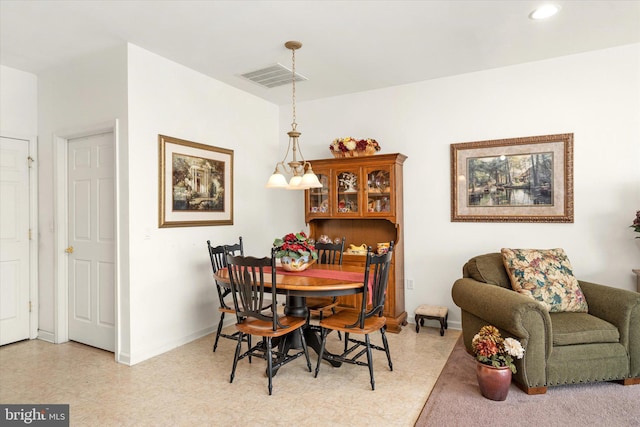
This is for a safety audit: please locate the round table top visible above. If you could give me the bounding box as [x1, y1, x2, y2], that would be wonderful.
[214, 263, 364, 296]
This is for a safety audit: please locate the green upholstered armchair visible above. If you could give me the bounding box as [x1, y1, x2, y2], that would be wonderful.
[452, 252, 640, 394]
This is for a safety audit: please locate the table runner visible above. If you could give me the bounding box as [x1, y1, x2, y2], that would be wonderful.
[272, 266, 364, 282]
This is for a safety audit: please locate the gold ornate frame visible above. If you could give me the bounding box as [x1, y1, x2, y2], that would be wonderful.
[450, 133, 573, 223]
[159, 135, 233, 227]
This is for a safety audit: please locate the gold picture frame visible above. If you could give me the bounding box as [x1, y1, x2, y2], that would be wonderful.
[451, 133, 573, 223]
[159, 135, 233, 227]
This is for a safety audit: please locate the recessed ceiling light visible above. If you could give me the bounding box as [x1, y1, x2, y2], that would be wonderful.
[529, 4, 560, 20]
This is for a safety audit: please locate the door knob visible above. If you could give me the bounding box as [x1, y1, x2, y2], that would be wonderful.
[65, 246, 74, 254]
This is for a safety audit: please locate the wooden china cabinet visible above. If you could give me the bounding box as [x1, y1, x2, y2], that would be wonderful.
[305, 153, 407, 332]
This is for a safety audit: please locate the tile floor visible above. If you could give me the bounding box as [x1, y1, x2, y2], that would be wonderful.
[0, 325, 460, 426]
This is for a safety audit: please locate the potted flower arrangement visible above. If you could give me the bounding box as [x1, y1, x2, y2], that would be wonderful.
[472, 325, 525, 401]
[273, 231, 318, 272]
[631, 210, 640, 238]
[329, 137, 381, 158]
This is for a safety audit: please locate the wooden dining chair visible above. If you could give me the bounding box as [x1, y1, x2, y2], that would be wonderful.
[207, 238, 246, 352]
[226, 248, 312, 395]
[314, 242, 394, 390]
[306, 237, 345, 339]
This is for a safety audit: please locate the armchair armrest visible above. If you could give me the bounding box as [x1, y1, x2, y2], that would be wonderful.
[452, 279, 551, 339]
[579, 280, 640, 377]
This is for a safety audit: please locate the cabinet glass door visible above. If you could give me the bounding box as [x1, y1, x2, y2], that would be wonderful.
[335, 169, 360, 216]
[365, 167, 392, 215]
[307, 173, 330, 216]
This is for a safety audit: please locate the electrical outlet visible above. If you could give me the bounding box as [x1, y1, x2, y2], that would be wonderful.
[406, 279, 414, 290]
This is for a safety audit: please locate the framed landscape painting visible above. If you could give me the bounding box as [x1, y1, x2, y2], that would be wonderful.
[159, 135, 233, 227]
[450, 133, 573, 223]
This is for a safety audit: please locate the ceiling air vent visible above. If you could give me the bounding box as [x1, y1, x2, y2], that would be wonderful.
[240, 63, 307, 88]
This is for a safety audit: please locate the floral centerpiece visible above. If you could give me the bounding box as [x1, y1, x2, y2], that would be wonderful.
[273, 231, 318, 271]
[472, 325, 525, 373]
[631, 210, 640, 238]
[329, 137, 381, 158]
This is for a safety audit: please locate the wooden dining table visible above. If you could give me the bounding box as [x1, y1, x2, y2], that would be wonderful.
[213, 263, 365, 370]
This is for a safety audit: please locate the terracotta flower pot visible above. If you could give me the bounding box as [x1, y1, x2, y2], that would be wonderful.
[476, 362, 512, 401]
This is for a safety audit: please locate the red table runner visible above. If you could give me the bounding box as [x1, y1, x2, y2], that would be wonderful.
[272, 266, 364, 282]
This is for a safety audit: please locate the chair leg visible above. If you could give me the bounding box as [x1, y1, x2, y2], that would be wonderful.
[299, 329, 312, 372]
[247, 335, 252, 363]
[213, 312, 225, 352]
[365, 334, 375, 390]
[266, 337, 273, 396]
[230, 332, 243, 383]
[314, 328, 328, 378]
[380, 327, 393, 371]
[344, 332, 350, 353]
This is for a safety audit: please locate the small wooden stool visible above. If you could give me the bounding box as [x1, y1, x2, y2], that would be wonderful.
[415, 305, 448, 336]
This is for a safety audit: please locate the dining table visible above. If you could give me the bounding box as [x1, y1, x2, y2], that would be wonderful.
[213, 262, 366, 371]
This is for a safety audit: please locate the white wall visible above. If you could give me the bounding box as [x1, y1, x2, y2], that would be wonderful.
[288, 43, 640, 329]
[0, 65, 37, 135]
[126, 44, 302, 364]
[37, 45, 129, 348]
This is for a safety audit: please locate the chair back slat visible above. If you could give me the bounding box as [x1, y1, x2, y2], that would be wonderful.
[207, 238, 244, 310]
[207, 237, 243, 273]
[226, 248, 283, 331]
[356, 242, 394, 329]
[316, 237, 345, 265]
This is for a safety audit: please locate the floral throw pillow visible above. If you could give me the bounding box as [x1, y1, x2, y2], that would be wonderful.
[501, 248, 588, 313]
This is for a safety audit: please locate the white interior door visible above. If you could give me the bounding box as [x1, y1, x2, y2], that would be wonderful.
[0, 136, 31, 346]
[67, 132, 115, 351]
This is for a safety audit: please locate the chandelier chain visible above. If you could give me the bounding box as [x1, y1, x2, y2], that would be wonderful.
[291, 46, 297, 130]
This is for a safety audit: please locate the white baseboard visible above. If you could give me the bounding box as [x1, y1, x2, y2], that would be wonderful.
[128, 325, 216, 366]
[37, 330, 55, 343]
[117, 352, 131, 366]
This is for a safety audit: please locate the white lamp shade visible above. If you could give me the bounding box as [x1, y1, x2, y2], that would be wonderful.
[266, 172, 288, 188]
[301, 171, 323, 188]
[287, 175, 305, 190]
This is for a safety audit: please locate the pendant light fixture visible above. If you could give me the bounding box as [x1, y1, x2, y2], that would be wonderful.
[266, 41, 322, 190]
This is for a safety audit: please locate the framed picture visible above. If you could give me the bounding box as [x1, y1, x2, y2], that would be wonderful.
[159, 135, 233, 227]
[450, 133, 573, 223]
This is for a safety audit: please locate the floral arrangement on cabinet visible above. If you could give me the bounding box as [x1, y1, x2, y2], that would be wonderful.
[329, 137, 381, 157]
[631, 210, 640, 238]
[472, 325, 525, 374]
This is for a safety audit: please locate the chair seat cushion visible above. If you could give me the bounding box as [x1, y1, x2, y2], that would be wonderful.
[501, 248, 589, 313]
[551, 312, 620, 346]
[237, 315, 306, 338]
[319, 311, 386, 334]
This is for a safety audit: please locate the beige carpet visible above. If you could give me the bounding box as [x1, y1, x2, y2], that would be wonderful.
[416, 336, 640, 426]
[1, 326, 460, 426]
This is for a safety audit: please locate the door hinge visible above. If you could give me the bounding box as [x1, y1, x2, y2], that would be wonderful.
[27, 156, 34, 168]
[29, 301, 32, 313]
[28, 229, 32, 240]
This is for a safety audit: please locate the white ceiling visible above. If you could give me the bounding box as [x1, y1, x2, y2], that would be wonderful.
[1, 0, 639, 105]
